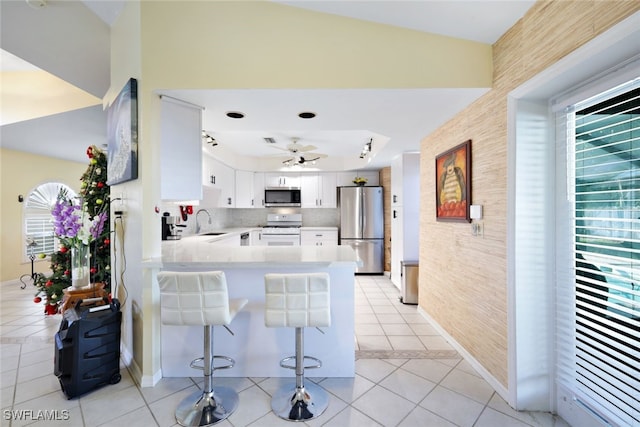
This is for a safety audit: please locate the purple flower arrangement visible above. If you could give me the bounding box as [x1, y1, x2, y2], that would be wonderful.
[51, 198, 107, 247]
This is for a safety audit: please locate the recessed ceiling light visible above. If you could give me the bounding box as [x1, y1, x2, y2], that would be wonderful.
[298, 112, 316, 119]
[226, 111, 245, 119]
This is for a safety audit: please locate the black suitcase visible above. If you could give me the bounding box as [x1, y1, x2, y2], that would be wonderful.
[54, 298, 122, 399]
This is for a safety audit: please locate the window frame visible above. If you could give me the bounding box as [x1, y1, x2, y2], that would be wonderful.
[22, 182, 77, 262]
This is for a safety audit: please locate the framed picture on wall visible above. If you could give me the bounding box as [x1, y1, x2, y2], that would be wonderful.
[435, 139, 471, 222]
[107, 78, 138, 185]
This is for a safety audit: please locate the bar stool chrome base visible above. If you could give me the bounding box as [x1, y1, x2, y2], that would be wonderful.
[176, 386, 239, 427]
[271, 381, 329, 421]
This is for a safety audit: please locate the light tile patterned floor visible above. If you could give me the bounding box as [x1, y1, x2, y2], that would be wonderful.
[1, 276, 570, 426]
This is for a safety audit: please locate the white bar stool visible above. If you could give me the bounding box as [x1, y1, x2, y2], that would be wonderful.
[264, 272, 331, 421]
[158, 271, 247, 427]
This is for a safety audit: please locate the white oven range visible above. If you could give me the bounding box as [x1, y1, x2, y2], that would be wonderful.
[261, 213, 301, 246]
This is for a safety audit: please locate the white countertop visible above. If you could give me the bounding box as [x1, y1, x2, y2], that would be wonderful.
[300, 226, 338, 231]
[152, 239, 358, 269]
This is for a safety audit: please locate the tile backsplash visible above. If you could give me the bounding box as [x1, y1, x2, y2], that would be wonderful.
[159, 205, 339, 237]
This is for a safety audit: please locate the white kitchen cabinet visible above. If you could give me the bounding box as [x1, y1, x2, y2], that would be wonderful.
[253, 172, 265, 208]
[160, 97, 202, 201]
[234, 171, 266, 208]
[337, 171, 380, 187]
[202, 155, 235, 207]
[300, 228, 338, 246]
[301, 173, 337, 208]
[235, 170, 255, 208]
[264, 173, 300, 188]
[390, 152, 420, 289]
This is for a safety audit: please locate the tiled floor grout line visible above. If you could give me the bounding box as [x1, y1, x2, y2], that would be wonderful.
[1, 278, 570, 427]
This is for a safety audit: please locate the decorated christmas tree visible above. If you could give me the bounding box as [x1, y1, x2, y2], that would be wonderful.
[33, 146, 111, 314]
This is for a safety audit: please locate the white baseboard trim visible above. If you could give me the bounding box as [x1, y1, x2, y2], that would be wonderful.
[120, 344, 161, 388]
[140, 370, 163, 388]
[417, 306, 510, 403]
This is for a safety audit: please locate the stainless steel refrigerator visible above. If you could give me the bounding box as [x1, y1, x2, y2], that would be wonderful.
[339, 186, 384, 274]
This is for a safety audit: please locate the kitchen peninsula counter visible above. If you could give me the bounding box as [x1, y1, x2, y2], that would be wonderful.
[160, 238, 359, 268]
[144, 241, 358, 380]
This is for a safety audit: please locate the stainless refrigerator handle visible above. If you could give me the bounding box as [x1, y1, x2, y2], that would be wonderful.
[359, 189, 365, 238]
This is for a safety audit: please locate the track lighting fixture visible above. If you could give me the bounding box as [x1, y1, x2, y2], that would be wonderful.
[359, 138, 373, 159]
[201, 131, 218, 147]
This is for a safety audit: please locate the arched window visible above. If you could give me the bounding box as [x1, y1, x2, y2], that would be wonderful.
[23, 182, 77, 259]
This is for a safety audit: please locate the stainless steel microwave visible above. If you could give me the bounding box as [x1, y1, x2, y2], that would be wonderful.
[264, 187, 301, 207]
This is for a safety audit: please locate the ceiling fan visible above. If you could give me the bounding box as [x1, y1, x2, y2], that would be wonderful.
[269, 137, 328, 166]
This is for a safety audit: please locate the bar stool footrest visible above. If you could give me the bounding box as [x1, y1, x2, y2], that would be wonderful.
[189, 355, 235, 372]
[279, 355, 322, 370]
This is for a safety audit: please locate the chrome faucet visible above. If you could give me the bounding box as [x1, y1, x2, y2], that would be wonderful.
[195, 209, 211, 234]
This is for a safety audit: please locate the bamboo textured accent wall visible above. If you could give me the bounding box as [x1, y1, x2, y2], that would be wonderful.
[419, 0, 640, 388]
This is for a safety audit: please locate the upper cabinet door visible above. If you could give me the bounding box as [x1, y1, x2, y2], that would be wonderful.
[235, 170, 254, 208]
[300, 174, 319, 208]
[160, 97, 202, 201]
[202, 155, 235, 207]
[318, 172, 337, 208]
[253, 172, 265, 207]
[265, 173, 300, 188]
[300, 173, 337, 208]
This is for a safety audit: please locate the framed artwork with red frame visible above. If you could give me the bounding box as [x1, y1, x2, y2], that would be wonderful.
[436, 140, 471, 222]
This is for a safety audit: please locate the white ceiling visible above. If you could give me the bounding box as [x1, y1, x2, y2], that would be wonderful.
[1, 0, 535, 168]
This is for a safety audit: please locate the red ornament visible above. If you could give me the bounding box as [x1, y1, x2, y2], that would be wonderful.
[44, 304, 58, 315]
[97, 182, 104, 188]
[45, 280, 53, 287]
[33, 296, 42, 303]
[59, 246, 68, 253]
[90, 267, 97, 274]
[64, 270, 70, 276]
[104, 238, 110, 245]
[86, 146, 94, 158]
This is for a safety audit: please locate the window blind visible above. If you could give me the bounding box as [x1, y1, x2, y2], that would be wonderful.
[559, 80, 639, 426]
[23, 182, 75, 259]
[25, 215, 56, 255]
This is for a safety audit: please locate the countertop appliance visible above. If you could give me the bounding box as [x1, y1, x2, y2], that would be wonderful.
[161, 213, 186, 241]
[264, 187, 301, 207]
[261, 214, 302, 246]
[339, 186, 384, 274]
